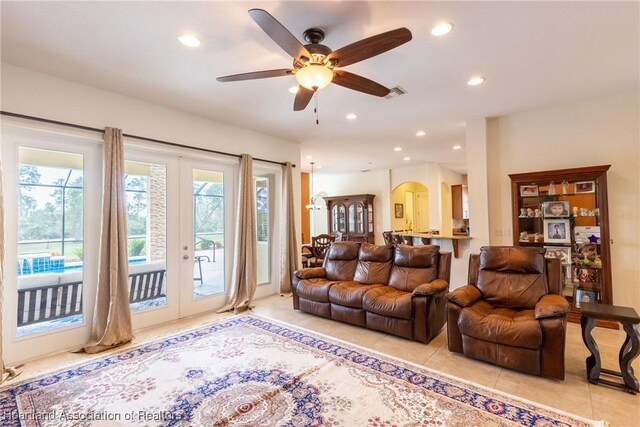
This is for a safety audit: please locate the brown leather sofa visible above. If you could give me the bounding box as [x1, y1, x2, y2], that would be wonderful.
[447, 246, 569, 380]
[292, 241, 451, 343]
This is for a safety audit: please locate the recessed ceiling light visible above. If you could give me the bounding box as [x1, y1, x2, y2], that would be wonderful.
[467, 76, 485, 86]
[453, 145, 462, 150]
[403, 157, 411, 161]
[393, 147, 403, 152]
[288, 86, 299, 94]
[431, 22, 453, 36]
[305, 155, 313, 159]
[346, 113, 358, 120]
[415, 130, 426, 137]
[178, 34, 201, 47]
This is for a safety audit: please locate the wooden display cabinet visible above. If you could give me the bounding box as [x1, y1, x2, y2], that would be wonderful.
[324, 194, 375, 243]
[509, 165, 614, 327]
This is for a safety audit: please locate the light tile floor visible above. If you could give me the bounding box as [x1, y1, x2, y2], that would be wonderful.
[9, 294, 640, 426]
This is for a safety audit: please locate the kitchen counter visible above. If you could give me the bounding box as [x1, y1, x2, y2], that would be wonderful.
[391, 232, 472, 258]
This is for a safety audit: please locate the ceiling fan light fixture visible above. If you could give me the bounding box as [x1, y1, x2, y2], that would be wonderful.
[295, 64, 333, 91]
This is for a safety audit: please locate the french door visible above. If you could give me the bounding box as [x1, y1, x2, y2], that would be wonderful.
[125, 152, 235, 324]
[178, 158, 235, 317]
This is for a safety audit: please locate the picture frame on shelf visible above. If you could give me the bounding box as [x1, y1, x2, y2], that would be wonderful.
[574, 265, 599, 284]
[542, 201, 570, 218]
[519, 185, 539, 197]
[543, 219, 571, 244]
[544, 246, 571, 264]
[394, 203, 404, 218]
[574, 181, 595, 193]
[574, 288, 597, 308]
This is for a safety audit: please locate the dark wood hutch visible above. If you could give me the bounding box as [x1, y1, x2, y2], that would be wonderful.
[509, 165, 614, 327]
[324, 194, 375, 243]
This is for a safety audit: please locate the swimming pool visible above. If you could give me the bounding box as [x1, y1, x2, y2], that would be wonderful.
[17, 254, 146, 276]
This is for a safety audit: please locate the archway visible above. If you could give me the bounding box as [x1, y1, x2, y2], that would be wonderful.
[390, 182, 429, 232]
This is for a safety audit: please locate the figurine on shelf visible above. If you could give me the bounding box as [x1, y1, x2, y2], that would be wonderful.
[593, 208, 600, 216]
[593, 254, 603, 268]
[548, 181, 556, 195]
[580, 208, 590, 217]
[561, 180, 569, 194]
[534, 208, 541, 217]
[519, 208, 527, 217]
[519, 231, 528, 241]
[526, 208, 534, 217]
[572, 206, 579, 216]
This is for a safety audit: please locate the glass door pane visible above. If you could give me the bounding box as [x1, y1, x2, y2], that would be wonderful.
[124, 160, 167, 313]
[255, 176, 270, 285]
[192, 168, 225, 298]
[17, 148, 84, 337]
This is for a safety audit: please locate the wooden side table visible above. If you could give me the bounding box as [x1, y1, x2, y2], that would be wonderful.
[580, 302, 640, 394]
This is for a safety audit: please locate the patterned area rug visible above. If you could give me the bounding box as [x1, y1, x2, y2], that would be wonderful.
[1, 315, 604, 426]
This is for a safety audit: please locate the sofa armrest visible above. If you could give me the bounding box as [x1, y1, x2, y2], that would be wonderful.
[535, 294, 570, 319]
[413, 279, 449, 296]
[447, 285, 482, 307]
[294, 267, 326, 280]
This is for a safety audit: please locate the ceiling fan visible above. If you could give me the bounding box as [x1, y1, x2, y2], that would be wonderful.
[217, 9, 412, 111]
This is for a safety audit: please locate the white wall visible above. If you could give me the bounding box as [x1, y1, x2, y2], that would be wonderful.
[466, 118, 491, 254]
[486, 92, 639, 311]
[1, 64, 299, 166]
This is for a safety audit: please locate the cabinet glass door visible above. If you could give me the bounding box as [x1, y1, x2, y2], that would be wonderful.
[331, 204, 346, 233]
[348, 203, 364, 233]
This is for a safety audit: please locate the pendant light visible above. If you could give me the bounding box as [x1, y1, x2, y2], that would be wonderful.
[305, 162, 321, 210]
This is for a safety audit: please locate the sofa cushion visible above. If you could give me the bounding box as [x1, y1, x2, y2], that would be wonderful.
[362, 286, 413, 320]
[458, 300, 542, 349]
[354, 243, 394, 284]
[476, 247, 548, 308]
[296, 278, 335, 303]
[325, 242, 361, 281]
[329, 281, 384, 309]
[388, 245, 439, 292]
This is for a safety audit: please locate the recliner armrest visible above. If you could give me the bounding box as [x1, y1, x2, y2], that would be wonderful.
[294, 267, 326, 280]
[535, 294, 570, 319]
[447, 285, 482, 307]
[413, 279, 448, 296]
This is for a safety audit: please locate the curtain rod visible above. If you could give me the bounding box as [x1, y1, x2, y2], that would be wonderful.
[0, 111, 296, 168]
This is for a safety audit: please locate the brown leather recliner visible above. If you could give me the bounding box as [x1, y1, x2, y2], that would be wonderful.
[447, 246, 569, 380]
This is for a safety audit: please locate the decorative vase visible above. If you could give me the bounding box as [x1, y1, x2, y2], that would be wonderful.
[561, 180, 569, 194]
[548, 181, 556, 195]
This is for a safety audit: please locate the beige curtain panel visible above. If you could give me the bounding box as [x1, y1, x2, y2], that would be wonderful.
[84, 128, 133, 354]
[279, 161, 298, 294]
[0, 161, 22, 383]
[218, 154, 257, 313]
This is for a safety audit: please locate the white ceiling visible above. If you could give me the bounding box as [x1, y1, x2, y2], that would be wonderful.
[1, 1, 638, 173]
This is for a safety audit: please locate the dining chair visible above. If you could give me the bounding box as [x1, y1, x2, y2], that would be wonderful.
[309, 234, 335, 267]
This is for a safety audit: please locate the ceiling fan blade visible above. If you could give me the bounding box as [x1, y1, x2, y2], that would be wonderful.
[217, 68, 293, 82]
[248, 9, 311, 61]
[294, 86, 314, 111]
[328, 28, 412, 68]
[332, 70, 390, 97]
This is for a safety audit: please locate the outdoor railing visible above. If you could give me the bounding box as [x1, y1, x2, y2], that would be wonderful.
[17, 268, 166, 327]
